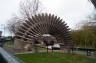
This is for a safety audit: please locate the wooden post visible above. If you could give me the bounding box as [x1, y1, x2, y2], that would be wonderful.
[47, 45, 48, 53]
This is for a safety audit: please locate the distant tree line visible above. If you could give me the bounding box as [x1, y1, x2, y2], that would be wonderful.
[70, 0, 96, 49]
[71, 21, 96, 49]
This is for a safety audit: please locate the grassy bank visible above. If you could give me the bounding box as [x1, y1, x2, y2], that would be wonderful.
[15, 52, 96, 63]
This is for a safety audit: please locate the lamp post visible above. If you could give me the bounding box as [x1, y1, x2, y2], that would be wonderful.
[1, 24, 5, 37]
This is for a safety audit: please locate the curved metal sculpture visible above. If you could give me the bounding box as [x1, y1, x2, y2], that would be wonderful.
[15, 13, 72, 50]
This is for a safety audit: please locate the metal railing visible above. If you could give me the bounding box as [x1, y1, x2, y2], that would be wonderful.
[0, 47, 25, 63]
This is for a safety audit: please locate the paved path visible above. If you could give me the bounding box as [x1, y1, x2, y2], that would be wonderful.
[3, 46, 96, 59]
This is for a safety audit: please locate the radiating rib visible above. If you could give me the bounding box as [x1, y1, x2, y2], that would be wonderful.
[15, 13, 72, 48]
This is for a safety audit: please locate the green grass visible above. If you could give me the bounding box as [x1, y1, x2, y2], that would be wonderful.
[32, 45, 46, 50]
[15, 52, 96, 63]
[5, 42, 14, 46]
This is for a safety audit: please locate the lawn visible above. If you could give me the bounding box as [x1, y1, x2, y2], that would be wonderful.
[15, 52, 96, 63]
[32, 45, 46, 50]
[5, 42, 14, 46]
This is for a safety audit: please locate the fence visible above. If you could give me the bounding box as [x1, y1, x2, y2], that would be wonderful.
[0, 47, 25, 63]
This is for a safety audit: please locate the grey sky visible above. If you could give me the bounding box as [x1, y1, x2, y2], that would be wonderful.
[0, 0, 20, 24]
[41, 0, 94, 29]
[0, 0, 94, 36]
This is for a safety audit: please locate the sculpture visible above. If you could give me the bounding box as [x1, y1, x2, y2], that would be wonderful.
[15, 13, 72, 51]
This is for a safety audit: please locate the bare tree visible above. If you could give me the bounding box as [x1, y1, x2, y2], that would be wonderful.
[7, 0, 41, 35]
[19, 0, 40, 19]
[8, 16, 23, 34]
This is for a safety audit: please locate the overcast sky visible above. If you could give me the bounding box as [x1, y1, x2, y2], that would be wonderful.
[0, 0, 94, 36]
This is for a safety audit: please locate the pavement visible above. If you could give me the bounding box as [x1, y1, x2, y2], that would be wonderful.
[2, 46, 96, 59]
